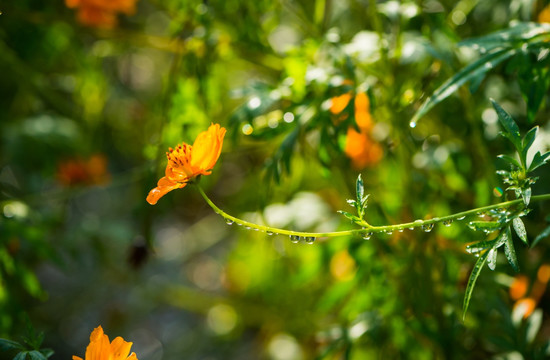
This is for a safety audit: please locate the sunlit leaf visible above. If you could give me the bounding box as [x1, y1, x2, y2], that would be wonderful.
[522, 187, 531, 206]
[468, 221, 503, 232]
[487, 247, 498, 271]
[466, 239, 497, 254]
[522, 126, 538, 163]
[513, 217, 528, 245]
[528, 151, 550, 172]
[491, 99, 522, 154]
[337, 210, 361, 223]
[411, 48, 515, 125]
[497, 154, 521, 169]
[503, 227, 519, 272]
[356, 174, 364, 211]
[463, 249, 490, 319]
[458, 22, 550, 51]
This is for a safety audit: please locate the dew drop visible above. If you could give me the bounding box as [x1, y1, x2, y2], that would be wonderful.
[363, 232, 373, 240]
[398, 228, 404, 233]
[443, 219, 453, 227]
[421, 223, 434, 232]
[266, 231, 274, 235]
[410, 121, 417, 128]
[385, 230, 393, 235]
[305, 236, 316, 244]
[225, 218, 234, 225]
[245, 226, 251, 230]
[457, 216, 466, 220]
[289, 235, 301, 243]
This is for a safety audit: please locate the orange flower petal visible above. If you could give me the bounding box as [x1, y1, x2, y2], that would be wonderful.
[146, 177, 186, 205]
[74, 326, 138, 360]
[147, 124, 225, 204]
[330, 93, 352, 114]
[509, 275, 529, 300]
[110, 337, 133, 360]
[191, 123, 226, 173]
[538, 5, 550, 23]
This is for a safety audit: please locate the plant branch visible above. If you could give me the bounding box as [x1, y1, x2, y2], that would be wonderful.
[196, 184, 550, 239]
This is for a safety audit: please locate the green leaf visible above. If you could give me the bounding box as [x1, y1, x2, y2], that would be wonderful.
[528, 151, 550, 172]
[521, 126, 538, 165]
[356, 174, 364, 209]
[491, 99, 522, 153]
[503, 227, 520, 272]
[466, 239, 497, 254]
[39, 349, 54, 359]
[522, 187, 531, 206]
[0, 339, 24, 351]
[513, 217, 528, 245]
[410, 48, 515, 125]
[497, 154, 521, 169]
[463, 249, 490, 319]
[14, 352, 28, 360]
[468, 221, 503, 232]
[459, 22, 550, 51]
[487, 247, 498, 271]
[337, 210, 362, 223]
[521, 127, 539, 169]
[27, 350, 48, 360]
[532, 224, 550, 248]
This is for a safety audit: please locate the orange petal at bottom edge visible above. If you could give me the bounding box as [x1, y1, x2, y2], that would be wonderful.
[146, 179, 186, 205]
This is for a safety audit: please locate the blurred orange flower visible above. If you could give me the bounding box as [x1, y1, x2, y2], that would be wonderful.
[538, 4, 550, 23]
[57, 154, 109, 186]
[509, 264, 550, 319]
[147, 123, 226, 205]
[65, 0, 137, 28]
[330, 89, 382, 169]
[73, 325, 138, 360]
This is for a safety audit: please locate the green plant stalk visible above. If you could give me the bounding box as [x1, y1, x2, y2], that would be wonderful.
[196, 185, 550, 239]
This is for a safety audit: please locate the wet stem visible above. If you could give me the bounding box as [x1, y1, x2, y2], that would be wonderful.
[195, 185, 550, 239]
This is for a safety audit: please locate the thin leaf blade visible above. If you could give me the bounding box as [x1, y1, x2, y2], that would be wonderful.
[463, 249, 490, 319]
[411, 48, 515, 125]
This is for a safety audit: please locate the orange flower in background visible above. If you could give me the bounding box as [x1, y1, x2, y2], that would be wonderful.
[57, 154, 110, 186]
[65, 0, 137, 28]
[509, 264, 550, 319]
[329, 89, 382, 169]
[538, 4, 550, 23]
[147, 123, 226, 205]
[345, 128, 383, 169]
[73, 325, 138, 360]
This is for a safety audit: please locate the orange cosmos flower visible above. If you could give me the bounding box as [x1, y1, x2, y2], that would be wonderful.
[57, 154, 110, 186]
[330, 89, 382, 169]
[538, 4, 550, 23]
[73, 326, 138, 360]
[65, 0, 137, 28]
[509, 264, 550, 319]
[147, 123, 226, 205]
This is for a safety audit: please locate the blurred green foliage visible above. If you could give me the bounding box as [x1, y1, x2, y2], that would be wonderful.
[1, 0, 550, 359]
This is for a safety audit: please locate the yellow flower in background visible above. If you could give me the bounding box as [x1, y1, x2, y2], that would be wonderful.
[65, 0, 137, 28]
[147, 123, 226, 205]
[73, 326, 138, 360]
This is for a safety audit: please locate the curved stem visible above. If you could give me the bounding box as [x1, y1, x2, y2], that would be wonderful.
[196, 185, 550, 239]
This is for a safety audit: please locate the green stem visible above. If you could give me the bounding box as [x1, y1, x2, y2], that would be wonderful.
[196, 185, 550, 239]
